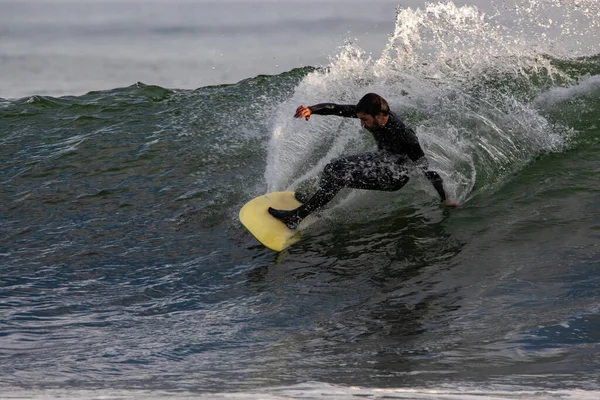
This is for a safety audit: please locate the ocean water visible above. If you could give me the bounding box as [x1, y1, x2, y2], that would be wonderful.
[2, 0, 600, 399]
[0, 0, 404, 99]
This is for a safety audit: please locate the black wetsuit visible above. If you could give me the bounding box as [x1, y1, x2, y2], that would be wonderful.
[269, 103, 448, 229]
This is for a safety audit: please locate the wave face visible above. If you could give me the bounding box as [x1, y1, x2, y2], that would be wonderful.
[2, 1, 600, 398]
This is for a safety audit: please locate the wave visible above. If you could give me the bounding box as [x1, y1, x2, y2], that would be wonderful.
[264, 1, 600, 208]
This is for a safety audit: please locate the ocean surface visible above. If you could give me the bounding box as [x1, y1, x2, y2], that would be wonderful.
[2, 0, 600, 399]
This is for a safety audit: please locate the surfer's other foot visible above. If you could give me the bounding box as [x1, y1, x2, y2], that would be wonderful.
[268, 207, 301, 230]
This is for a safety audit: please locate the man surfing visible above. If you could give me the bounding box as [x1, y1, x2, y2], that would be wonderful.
[268, 93, 460, 229]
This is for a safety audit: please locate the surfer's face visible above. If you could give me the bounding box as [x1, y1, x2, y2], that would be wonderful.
[357, 112, 388, 130]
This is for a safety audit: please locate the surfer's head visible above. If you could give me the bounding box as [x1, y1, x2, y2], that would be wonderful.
[356, 93, 389, 116]
[356, 93, 389, 130]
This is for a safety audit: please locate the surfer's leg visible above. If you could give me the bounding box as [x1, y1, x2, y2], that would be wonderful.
[268, 157, 351, 228]
[269, 152, 407, 229]
[345, 153, 410, 191]
[294, 191, 311, 204]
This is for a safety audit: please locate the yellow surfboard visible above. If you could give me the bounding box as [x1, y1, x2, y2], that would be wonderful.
[239, 191, 302, 252]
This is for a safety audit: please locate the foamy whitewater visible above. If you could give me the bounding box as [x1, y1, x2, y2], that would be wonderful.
[266, 0, 597, 214]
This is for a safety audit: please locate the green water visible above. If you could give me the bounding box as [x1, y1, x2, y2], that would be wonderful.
[2, 0, 600, 395]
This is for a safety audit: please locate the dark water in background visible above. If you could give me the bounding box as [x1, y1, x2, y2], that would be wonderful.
[2, 1, 600, 399]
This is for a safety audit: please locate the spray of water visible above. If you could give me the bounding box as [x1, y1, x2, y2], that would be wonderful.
[265, 0, 599, 205]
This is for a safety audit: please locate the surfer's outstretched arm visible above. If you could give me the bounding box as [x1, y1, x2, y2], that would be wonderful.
[294, 104, 357, 120]
[423, 169, 447, 201]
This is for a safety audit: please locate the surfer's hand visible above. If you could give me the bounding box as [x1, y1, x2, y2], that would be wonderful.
[294, 105, 311, 121]
[442, 199, 461, 207]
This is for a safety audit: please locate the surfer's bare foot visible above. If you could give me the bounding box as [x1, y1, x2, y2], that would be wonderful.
[268, 207, 301, 230]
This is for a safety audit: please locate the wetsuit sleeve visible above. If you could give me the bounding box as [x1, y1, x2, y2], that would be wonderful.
[308, 103, 357, 118]
[416, 158, 447, 201]
[424, 170, 447, 201]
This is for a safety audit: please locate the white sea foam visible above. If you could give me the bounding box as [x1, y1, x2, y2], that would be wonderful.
[265, 0, 598, 203]
[3, 384, 600, 399]
[534, 74, 600, 107]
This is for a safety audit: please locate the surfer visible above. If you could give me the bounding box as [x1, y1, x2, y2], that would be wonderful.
[268, 93, 460, 229]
